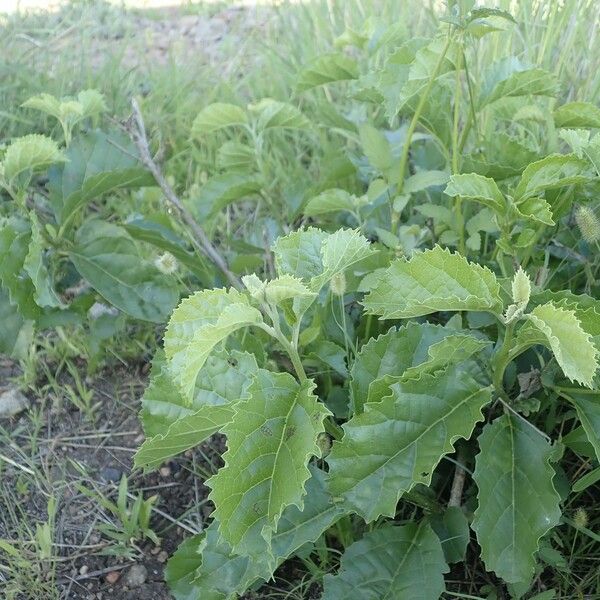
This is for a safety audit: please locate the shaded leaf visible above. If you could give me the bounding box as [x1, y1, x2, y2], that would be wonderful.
[191, 103, 247, 136]
[297, 53, 359, 91]
[554, 102, 600, 128]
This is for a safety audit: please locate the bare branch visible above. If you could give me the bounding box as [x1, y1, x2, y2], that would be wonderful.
[127, 98, 242, 290]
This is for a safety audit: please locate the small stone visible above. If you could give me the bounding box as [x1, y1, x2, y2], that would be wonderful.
[159, 466, 171, 477]
[100, 467, 122, 482]
[157, 550, 168, 563]
[105, 571, 120, 584]
[150, 546, 161, 555]
[123, 564, 147, 587]
[0, 388, 28, 419]
[79, 565, 89, 576]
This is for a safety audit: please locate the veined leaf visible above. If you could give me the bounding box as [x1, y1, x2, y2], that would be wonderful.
[429, 506, 470, 564]
[554, 102, 600, 128]
[48, 129, 153, 223]
[303, 189, 355, 217]
[517, 302, 598, 388]
[322, 523, 448, 600]
[562, 392, 600, 462]
[250, 98, 311, 130]
[1, 134, 65, 188]
[297, 53, 359, 91]
[359, 123, 393, 174]
[362, 246, 502, 319]
[514, 154, 593, 203]
[327, 370, 491, 521]
[195, 173, 262, 220]
[164, 288, 263, 400]
[513, 196, 555, 226]
[0, 289, 30, 359]
[444, 173, 505, 213]
[208, 370, 330, 556]
[216, 141, 255, 172]
[69, 220, 178, 324]
[473, 415, 561, 584]
[191, 103, 247, 136]
[404, 170, 449, 194]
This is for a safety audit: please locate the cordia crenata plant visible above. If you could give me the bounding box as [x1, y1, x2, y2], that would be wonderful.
[135, 5, 600, 599]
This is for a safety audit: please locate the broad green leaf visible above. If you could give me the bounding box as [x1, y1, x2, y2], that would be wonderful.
[514, 154, 592, 203]
[562, 425, 596, 458]
[208, 370, 330, 556]
[76, 89, 107, 117]
[573, 466, 600, 492]
[359, 123, 393, 173]
[517, 302, 598, 387]
[164, 288, 263, 400]
[513, 196, 555, 225]
[191, 103, 247, 136]
[250, 98, 311, 130]
[473, 415, 561, 584]
[0, 289, 31, 358]
[327, 370, 491, 521]
[195, 173, 262, 220]
[297, 53, 358, 91]
[303, 189, 355, 217]
[562, 392, 600, 462]
[21, 93, 62, 119]
[404, 170, 449, 194]
[480, 58, 557, 107]
[444, 173, 505, 213]
[216, 141, 255, 172]
[1, 134, 64, 187]
[264, 275, 316, 306]
[69, 220, 178, 323]
[554, 102, 600, 128]
[363, 246, 502, 319]
[350, 322, 484, 413]
[23, 213, 63, 308]
[48, 129, 153, 223]
[308, 340, 348, 377]
[322, 523, 447, 600]
[429, 506, 470, 564]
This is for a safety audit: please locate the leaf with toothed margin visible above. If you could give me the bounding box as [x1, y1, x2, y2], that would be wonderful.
[208, 370, 331, 557]
[321, 522, 448, 600]
[350, 322, 488, 413]
[163, 289, 263, 400]
[362, 246, 502, 319]
[472, 414, 561, 584]
[444, 173, 506, 214]
[514, 302, 598, 388]
[326, 369, 492, 522]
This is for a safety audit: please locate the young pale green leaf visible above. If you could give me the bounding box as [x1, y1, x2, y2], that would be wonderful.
[250, 98, 311, 130]
[1, 134, 65, 187]
[322, 523, 448, 600]
[513, 196, 555, 226]
[554, 101, 600, 128]
[444, 173, 505, 213]
[350, 322, 486, 413]
[514, 154, 592, 203]
[216, 141, 255, 172]
[362, 246, 502, 319]
[21, 93, 62, 119]
[359, 123, 393, 174]
[76, 89, 107, 117]
[23, 213, 63, 308]
[327, 370, 491, 521]
[429, 506, 470, 564]
[164, 289, 263, 400]
[264, 275, 316, 306]
[404, 170, 449, 194]
[208, 370, 330, 556]
[48, 129, 153, 223]
[195, 173, 262, 220]
[191, 103, 247, 136]
[562, 392, 600, 462]
[297, 53, 359, 92]
[70, 220, 178, 323]
[473, 415, 561, 584]
[303, 189, 355, 217]
[517, 302, 599, 387]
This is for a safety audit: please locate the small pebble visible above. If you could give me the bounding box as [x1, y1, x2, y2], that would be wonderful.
[100, 467, 123, 482]
[150, 546, 161, 555]
[105, 571, 120, 584]
[79, 565, 89, 576]
[159, 466, 171, 477]
[123, 563, 147, 587]
[157, 550, 168, 563]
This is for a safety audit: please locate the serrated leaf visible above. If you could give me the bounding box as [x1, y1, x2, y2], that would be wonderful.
[191, 103, 247, 136]
[251, 98, 311, 130]
[350, 322, 484, 413]
[322, 523, 447, 600]
[363, 246, 502, 319]
[444, 173, 505, 213]
[513, 196, 555, 225]
[264, 275, 316, 305]
[554, 101, 600, 128]
[48, 129, 153, 223]
[303, 188, 355, 217]
[327, 370, 491, 521]
[514, 154, 593, 202]
[208, 370, 330, 555]
[196, 173, 262, 220]
[1, 134, 65, 187]
[164, 289, 263, 400]
[473, 415, 561, 584]
[23, 213, 63, 308]
[69, 220, 178, 323]
[297, 53, 359, 91]
[518, 302, 598, 387]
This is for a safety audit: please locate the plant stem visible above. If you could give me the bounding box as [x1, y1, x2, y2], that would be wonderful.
[452, 43, 465, 255]
[448, 445, 467, 507]
[492, 321, 515, 399]
[392, 34, 453, 233]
